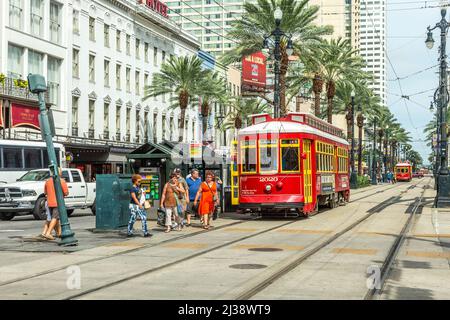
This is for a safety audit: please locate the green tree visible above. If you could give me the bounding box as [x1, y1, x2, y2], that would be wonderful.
[221, 0, 332, 117]
[222, 97, 271, 133]
[143, 55, 209, 142]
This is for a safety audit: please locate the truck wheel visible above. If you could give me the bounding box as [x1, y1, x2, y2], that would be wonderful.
[0, 213, 15, 221]
[91, 200, 96, 216]
[67, 210, 74, 217]
[33, 197, 47, 220]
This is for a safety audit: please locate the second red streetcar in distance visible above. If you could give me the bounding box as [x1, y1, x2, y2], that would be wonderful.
[237, 112, 350, 216]
[395, 162, 412, 182]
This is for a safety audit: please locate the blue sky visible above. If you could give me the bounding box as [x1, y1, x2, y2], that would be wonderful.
[386, 0, 445, 165]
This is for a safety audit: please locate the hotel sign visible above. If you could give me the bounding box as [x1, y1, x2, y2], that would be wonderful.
[139, 0, 169, 18]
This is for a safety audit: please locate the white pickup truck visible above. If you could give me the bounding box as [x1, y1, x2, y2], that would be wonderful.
[0, 168, 96, 221]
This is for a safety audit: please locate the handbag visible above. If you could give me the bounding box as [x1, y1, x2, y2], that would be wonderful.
[205, 182, 218, 202]
[144, 200, 151, 209]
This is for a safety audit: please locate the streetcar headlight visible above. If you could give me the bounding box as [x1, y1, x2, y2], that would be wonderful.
[265, 185, 272, 193]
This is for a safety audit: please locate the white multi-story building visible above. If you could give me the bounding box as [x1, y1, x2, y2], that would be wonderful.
[1, 0, 202, 178]
[0, 0, 69, 135]
[358, 0, 387, 106]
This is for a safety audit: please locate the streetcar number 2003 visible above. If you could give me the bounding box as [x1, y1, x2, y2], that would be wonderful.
[259, 177, 279, 182]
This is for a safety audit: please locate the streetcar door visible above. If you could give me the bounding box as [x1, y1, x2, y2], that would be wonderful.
[303, 140, 313, 204]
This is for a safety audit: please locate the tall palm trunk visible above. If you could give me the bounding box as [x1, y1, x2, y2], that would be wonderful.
[279, 48, 289, 117]
[201, 101, 209, 142]
[312, 74, 323, 117]
[326, 80, 335, 124]
[178, 90, 189, 142]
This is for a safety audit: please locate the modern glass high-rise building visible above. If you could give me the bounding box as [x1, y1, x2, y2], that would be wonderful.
[166, 0, 246, 58]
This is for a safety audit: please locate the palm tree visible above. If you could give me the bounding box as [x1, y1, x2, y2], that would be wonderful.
[222, 97, 271, 133]
[221, 0, 332, 116]
[143, 55, 209, 142]
[311, 38, 367, 124]
[196, 72, 229, 140]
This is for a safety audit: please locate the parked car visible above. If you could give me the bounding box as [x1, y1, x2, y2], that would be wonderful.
[0, 169, 96, 221]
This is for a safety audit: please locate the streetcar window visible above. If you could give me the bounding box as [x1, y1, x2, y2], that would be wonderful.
[259, 139, 278, 173]
[241, 140, 257, 174]
[3, 148, 23, 169]
[315, 141, 335, 173]
[337, 148, 348, 173]
[281, 139, 300, 172]
[24, 148, 43, 169]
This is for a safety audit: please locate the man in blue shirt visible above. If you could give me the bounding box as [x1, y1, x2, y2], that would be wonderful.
[186, 169, 202, 223]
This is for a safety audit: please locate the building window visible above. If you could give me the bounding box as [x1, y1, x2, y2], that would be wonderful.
[104, 103, 109, 131]
[135, 39, 140, 59]
[152, 113, 157, 142]
[89, 17, 95, 41]
[162, 50, 166, 64]
[126, 34, 130, 55]
[28, 50, 43, 75]
[153, 47, 158, 66]
[89, 54, 95, 82]
[30, 0, 44, 36]
[126, 67, 131, 92]
[7, 44, 23, 79]
[116, 64, 121, 90]
[144, 43, 149, 62]
[47, 56, 60, 105]
[104, 24, 110, 47]
[135, 71, 140, 95]
[116, 105, 121, 135]
[104, 60, 110, 87]
[73, 9, 79, 34]
[144, 73, 149, 88]
[126, 108, 131, 137]
[169, 115, 174, 140]
[72, 48, 79, 78]
[49, 2, 61, 44]
[136, 110, 140, 140]
[9, 0, 23, 30]
[162, 114, 166, 140]
[116, 30, 121, 52]
[89, 100, 95, 130]
[72, 96, 79, 132]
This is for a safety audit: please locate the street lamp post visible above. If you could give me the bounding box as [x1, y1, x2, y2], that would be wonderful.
[263, 7, 293, 119]
[27, 74, 77, 246]
[383, 125, 389, 181]
[349, 90, 357, 189]
[426, 8, 450, 207]
[371, 117, 377, 185]
[357, 104, 364, 176]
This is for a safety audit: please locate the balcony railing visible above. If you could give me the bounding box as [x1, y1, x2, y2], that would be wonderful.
[116, 131, 121, 141]
[0, 76, 49, 102]
[103, 130, 109, 140]
[72, 126, 78, 136]
[88, 128, 95, 139]
[126, 133, 130, 142]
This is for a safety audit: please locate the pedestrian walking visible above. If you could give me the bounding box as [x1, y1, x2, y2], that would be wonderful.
[194, 171, 219, 230]
[41, 168, 68, 240]
[127, 174, 152, 237]
[174, 168, 189, 226]
[186, 169, 202, 225]
[161, 173, 185, 233]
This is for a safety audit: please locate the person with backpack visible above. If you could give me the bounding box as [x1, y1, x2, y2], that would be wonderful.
[193, 171, 219, 230]
[161, 173, 185, 233]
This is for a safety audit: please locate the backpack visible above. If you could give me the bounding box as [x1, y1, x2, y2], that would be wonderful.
[157, 208, 166, 227]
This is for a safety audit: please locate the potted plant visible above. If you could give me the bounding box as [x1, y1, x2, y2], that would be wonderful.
[0, 73, 5, 86]
[13, 78, 28, 88]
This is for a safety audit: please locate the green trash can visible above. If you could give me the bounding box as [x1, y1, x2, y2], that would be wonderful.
[95, 174, 132, 230]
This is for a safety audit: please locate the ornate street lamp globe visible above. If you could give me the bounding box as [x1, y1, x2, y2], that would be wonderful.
[425, 31, 434, 49]
[274, 7, 282, 22]
[351, 90, 355, 98]
[286, 39, 294, 56]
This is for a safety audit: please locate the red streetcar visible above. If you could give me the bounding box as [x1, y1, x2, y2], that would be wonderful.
[237, 112, 350, 216]
[395, 162, 412, 182]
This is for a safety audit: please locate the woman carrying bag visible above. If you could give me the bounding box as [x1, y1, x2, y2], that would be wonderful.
[161, 173, 185, 233]
[194, 171, 219, 230]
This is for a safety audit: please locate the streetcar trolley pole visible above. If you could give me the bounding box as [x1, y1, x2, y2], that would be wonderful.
[28, 74, 78, 246]
[262, 7, 294, 118]
[426, 7, 450, 207]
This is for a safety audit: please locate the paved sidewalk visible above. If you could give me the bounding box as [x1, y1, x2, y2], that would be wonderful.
[381, 184, 450, 299]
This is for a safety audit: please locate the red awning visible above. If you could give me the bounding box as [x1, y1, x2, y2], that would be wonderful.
[11, 103, 40, 130]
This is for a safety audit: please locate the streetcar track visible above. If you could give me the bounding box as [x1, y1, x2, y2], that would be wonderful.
[364, 182, 427, 300]
[0, 180, 402, 288]
[234, 179, 427, 300]
[64, 219, 301, 300]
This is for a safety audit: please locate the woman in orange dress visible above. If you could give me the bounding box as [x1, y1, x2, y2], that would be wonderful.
[193, 171, 218, 229]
